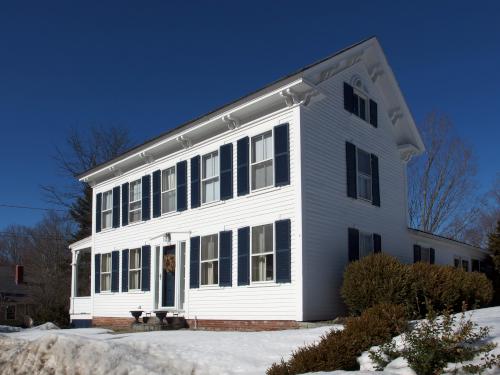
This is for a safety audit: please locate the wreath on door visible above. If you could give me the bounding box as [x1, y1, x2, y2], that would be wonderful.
[164, 254, 176, 273]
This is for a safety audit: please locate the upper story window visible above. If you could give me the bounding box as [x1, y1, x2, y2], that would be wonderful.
[202, 151, 220, 204]
[251, 223, 274, 282]
[201, 234, 218, 285]
[100, 253, 112, 292]
[356, 148, 372, 201]
[352, 90, 368, 121]
[251, 131, 273, 190]
[359, 231, 373, 258]
[161, 166, 176, 213]
[129, 248, 141, 290]
[129, 179, 142, 223]
[101, 190, 113, 230]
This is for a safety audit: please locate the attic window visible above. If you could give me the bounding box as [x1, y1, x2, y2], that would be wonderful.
[343, 82, 378, 127]
[353, 90, 368, 121]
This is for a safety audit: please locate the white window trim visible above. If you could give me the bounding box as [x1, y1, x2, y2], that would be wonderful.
[161, 165, 177, 214]
[129, 179, 142, 224]
[356, 147, 373, 203]
[101, 190, 113, 230]
[201, 150, 220, 205]
[200, 233, 220, 287]
[128, 248, 142, 291]
[250, 130, 275, 192]
[5, 305, 16, 320]
[100, 253, 112, 292]
[250, 222, 276, 284]
[353, 88, 370, 122]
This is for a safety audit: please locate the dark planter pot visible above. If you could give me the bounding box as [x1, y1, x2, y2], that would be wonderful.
[130, 310, 143, 324]
[155, 311, 167, 323]
[143, 316, 150, 324]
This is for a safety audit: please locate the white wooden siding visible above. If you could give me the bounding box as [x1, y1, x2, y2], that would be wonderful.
[91, 107, 302, 320]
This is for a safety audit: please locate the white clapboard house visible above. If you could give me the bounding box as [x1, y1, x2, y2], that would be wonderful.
[69, 37, 487, 329]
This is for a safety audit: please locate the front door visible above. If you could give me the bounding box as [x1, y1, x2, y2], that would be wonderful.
[162, 246, 176, 308]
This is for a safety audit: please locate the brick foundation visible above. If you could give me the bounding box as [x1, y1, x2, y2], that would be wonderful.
[92, 316, 299, 331]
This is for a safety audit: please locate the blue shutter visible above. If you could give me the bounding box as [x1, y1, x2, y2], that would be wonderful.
[152, 170, 161, 218]
[141, 245, 151, 291]
[348, 228, 359, 262]
[371, 154, 380, 207]
[95, 193, 102, 233]
[191, 156, 201, 208]
[430, 248, 435, 264]
[373, 233, 382, 253]
[112, 186, 120, 228]
[142, 175, 151, 221]
[111, 250, 119, 292]
[346, 142, 357, 199]
[121, 249, 129, 292]
[369, 99, 378, 128]
[177, 161, 187, 211]
[121, 183, 129, 226]
[274, 123, 290, 187]
[190, 236, 200, 288]
[219, 231, 232, 286]
[237, 137, 249, 196]
[237, 227, 250, 285]
[413, 245, 421, 263]
[220, 144, 233, 200]
[275, 219, 291, 283]
[344, 82, 354, 112]
[94, 254, 101, 293]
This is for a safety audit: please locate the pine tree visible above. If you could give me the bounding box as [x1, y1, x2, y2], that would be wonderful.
[488, 220, 500, 272]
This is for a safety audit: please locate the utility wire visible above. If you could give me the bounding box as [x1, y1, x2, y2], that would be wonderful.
[0, 231, 70, 242]
[0, 204, 66, 212]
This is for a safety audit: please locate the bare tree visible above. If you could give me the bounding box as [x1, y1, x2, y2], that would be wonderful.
[408, 112, 479, 239]
[0, 225, 32, 265]
[42, 125, 131, 240]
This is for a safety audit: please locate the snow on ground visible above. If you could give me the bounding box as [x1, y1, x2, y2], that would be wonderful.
[1, 307, 499, 375]
[0, 323, 340, 375]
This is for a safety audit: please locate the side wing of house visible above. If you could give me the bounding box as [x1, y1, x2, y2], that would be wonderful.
[299, 39, 424, 320]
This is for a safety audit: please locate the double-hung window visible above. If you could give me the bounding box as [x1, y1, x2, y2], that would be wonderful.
[100, 253, 111, 292]
[359, 231, 373, 258]
[129, 179, 142, 223]
[454, 256, 469, 272]
[356, 148, 372, 201]
[251, 224, 274, 282]
[129, 248, 141, 290]
[5, 305, 15, 320]
[200, 234, 218, 285]
[420, 247, 431, 263]
[161, 166, 176, 213]
[202, 151, 220, 204]
[251, 131, 273, 190]
[101, 190, 113, 229]
[352, 90, 368, 121]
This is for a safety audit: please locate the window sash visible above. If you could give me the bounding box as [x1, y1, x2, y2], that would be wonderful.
[359, 232, 373, 258]
[129, 249, 141, 291]
[101, 190, 113, 229]
[251, 224, 274, 282]
[251, 132, 273, 191]
[100, 254, 112, 291]
[353, 91, 369, 121]
[200, 234, 219, 285]
[356, 148, 372, 201]
[5, 305, 15, 320]
[420, 248, 431, 263]
[129, 180, 142, 223]
[161, 167, 176, 214]
[202, 152, 220, 204]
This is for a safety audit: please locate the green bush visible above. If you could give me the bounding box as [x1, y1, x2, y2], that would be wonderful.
[341, 253, 410, 315]
[267, 303, 408, 375]
[370, 309, 500, 375]
[342, 254, 493, 317]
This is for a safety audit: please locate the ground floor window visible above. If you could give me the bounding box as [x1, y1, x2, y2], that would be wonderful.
[5, 305, 16, 320]
[454, 256, 469, 272]
[201, 234, 219, 285]
[101, 253, 112, 291]
[251, 224, 274, 282]
[129, 248, 142, 290]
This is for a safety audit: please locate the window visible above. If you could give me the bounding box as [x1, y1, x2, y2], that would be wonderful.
[100, 253, 112, 291]
[356, 148, 372, 201]
[129, 179, 142, 223]
[202, 151, 220, 204]
[251, 131, 273, 190]
[352, 90, 369, 121]
[359, 231, 373, 258]
[454, 257, 461, 268]
[129, 248, 141, 290]
[101, 190, 113, 229]
[472, 259, 481, 272]
[420, 247, 431, 263]
[161, 167, 176, 213]
[5, 305, 15, 320]
[462, 259, 469, 272]
[200, 234, 218, 285]
[454, 256, 469, 272]
[252, 224, 274, 282]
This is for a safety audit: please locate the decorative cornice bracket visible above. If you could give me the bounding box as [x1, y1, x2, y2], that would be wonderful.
[368, 63, 384, 83]
[222, 114, 241, 130]
[398, 143, 419, 163]
[280, 86, 323, 108]
[176, 135, 192, 149]
[139, 151, 155, 164]
[388, 107, 404, 125]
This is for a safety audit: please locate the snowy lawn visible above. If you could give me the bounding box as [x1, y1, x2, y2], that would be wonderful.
[1, 307, 499, 375]
[0, 323, 340, 375]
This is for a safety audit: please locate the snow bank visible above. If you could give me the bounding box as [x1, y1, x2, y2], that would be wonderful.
[0, 325, 22, 333]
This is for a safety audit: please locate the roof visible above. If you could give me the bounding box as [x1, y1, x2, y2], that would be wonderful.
[408, 228, 487, 253]
[78, 36, 376, 179]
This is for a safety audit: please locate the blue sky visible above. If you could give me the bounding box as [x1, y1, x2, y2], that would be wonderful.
[0, 1, 499, 229]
